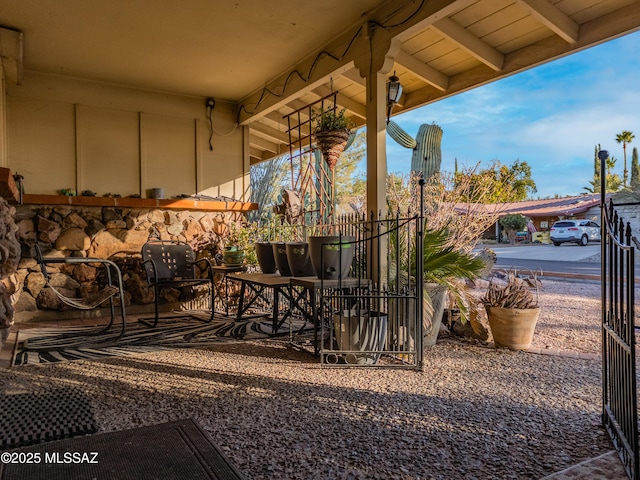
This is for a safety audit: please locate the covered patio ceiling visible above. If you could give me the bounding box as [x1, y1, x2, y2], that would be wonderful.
[1, 0, 639, 166]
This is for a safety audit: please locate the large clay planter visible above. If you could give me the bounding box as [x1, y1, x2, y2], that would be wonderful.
[486, 306, 540, 350]
[255, 242, 276, 274]
[271, 242, 291, 276]
[308, 235, 355, 280]
[285, 242, 315, 277]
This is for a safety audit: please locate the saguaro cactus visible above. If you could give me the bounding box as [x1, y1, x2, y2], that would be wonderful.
[387, 121, 443, 179]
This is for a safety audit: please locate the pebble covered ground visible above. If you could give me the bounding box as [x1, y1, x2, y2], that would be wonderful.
[0, 280, 618, 479]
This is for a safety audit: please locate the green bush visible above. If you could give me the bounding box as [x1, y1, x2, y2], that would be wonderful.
[499, 214, 527, 231]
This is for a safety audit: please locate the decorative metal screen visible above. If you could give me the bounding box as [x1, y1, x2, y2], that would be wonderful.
[601, 195, 639, 479]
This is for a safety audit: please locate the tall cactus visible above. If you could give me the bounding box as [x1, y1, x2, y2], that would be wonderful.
[387, 121, 443, 179]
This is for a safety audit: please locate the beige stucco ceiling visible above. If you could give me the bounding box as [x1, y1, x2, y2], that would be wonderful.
[0, 0, 388, 100]
[2, 0, 640, 165]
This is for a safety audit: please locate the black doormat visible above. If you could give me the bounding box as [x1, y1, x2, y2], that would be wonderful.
[0, 418, 246, 480]
[0, 387, 97, 451]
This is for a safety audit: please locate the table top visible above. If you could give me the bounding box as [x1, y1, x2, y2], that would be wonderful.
[212, 264, 247, 273]
[289, 276, 370, 289]
[227, 272, 291, 287]
[228, 272, 370, 289]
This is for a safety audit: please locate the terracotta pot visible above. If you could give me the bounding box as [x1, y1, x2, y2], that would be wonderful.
[486, 306, 540, 350]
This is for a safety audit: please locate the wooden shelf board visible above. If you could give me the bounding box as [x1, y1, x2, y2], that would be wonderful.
[20, 194, 258, 212]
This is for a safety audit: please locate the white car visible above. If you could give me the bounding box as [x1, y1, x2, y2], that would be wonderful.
[550, 220, 601, 246]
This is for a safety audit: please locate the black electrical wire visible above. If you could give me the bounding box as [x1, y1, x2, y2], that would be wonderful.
[236, 0, 426, 122]
[206, 99, 215, 150]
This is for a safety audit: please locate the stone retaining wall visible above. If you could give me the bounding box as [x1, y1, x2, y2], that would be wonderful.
[12, 204, 242, 322]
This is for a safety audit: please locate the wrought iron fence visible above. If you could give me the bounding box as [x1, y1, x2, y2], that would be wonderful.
[601, 193, 639, 479]
[315, 210, 423, 369]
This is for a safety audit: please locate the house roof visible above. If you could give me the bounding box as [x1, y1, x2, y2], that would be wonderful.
[1, 1, 639, 165]
[456, 194, 603, 218]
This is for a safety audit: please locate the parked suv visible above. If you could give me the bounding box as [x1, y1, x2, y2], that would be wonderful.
[550, 220, 601, 246]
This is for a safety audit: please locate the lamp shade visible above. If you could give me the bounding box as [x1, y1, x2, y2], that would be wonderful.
[387, 74, 402, 105]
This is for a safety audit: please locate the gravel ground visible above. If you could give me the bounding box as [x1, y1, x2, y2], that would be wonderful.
[0, 280, 617, 479]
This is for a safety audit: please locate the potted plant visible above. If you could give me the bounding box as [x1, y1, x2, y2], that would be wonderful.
[481, 269, 540, 350]
[389, 224, 488, 348]
[417, 226, 487, 346]
[270, 218, 297, 276]
[222, 221, 246, 266]
[312, 106, 353, 170]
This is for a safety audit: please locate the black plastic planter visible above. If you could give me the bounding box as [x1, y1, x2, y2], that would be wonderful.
[308, 235, 355, 280]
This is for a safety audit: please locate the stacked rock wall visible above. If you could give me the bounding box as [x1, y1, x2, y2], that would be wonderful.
[12, 204, 241, 322]
[0, 198, 20, 346]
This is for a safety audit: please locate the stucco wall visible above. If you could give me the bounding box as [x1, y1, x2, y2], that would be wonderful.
[5, 72, 248, 200]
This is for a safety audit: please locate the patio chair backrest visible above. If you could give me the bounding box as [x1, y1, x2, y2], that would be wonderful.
[142, 241, 197, 282]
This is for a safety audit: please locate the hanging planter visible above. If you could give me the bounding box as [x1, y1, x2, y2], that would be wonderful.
[314, 130, 351, 170]
[312, 106, 353, 170]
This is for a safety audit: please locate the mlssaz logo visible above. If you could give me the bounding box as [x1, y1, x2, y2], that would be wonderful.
[44, 452, 99, 464]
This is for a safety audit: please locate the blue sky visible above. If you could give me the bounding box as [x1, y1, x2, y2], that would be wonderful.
[383, 30, 640, 199]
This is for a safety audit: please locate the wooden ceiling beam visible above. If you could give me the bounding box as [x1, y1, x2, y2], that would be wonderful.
[395, 0, 479, 42]
[249, 147, 265, 164]
[248, 123, 290, 144]
[262, 111, 302, 138]
[311, 86, 367, 119]
[248, 134, 279, 154]
[431, 18, 504, 71]
[341, 68, 366, 87]
[517, 0, 579, 44]
[394, 49, 449, 91]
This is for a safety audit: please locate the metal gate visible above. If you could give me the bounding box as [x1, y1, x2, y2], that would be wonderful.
[601, 150, 639, 479]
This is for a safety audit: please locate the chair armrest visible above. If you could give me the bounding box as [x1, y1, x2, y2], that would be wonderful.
[192, 257, 214, 280]
[38, 254, 125, 295]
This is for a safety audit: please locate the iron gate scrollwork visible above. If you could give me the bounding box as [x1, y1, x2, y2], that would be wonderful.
[601, 148, 639, 479]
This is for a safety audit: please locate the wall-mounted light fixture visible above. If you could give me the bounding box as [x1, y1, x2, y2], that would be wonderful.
[386, 72, 402, 124]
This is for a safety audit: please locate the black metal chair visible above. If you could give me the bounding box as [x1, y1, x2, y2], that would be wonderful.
[140, 240, 214, 327]
[26, 244, 127, 348]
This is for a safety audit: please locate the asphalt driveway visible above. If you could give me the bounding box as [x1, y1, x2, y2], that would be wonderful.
[487, 243, 600, 262]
